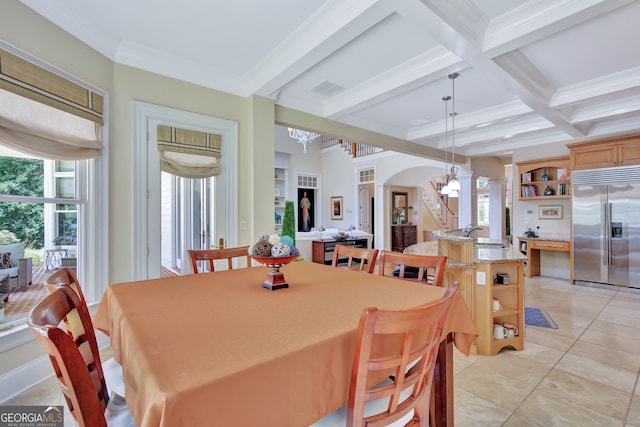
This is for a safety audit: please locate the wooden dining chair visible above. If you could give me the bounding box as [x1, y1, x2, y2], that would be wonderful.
[378, 251, 447, 286]
[188, 245, 251, 273]
[312, 283, 459, 427]
[44, 267, 126, 399]
[331, 244, 379, 274]
[28, 286, 135, 427]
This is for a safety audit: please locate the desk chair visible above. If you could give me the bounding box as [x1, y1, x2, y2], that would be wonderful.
[331, 244, 379, 274]
[378, 251, 447, 286]
[44, 267, 125, 399]
[312, 283, 459, 427]
[28, 286, 135, 427]
[188, 245, 251, 273]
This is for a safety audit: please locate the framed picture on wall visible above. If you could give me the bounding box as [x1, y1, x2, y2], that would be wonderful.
[298, 189, 314, 232]
[330, 196, 343, 220]
[539, 205, 563, 220]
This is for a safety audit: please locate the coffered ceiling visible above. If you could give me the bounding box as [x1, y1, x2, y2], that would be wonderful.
[21, 0, 640, 158]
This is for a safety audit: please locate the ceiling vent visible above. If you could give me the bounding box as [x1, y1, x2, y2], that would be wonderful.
[310, 80, 345, 97]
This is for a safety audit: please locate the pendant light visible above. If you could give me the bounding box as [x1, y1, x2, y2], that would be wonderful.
[440, 95, 451, 196]
[447, 72, 460, 196]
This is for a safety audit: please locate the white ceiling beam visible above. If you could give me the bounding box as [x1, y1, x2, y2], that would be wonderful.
[248, 0, 394, 98]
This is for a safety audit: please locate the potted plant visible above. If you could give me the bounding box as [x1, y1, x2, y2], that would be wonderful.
[53, 236, 65, 249]
[53, 235, 75, 249]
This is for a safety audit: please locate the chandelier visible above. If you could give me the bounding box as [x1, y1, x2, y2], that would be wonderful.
[440, 72, 460, 198]
[288, 127, 320, 153]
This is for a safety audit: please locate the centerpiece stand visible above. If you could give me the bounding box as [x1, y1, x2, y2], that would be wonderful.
[251, 255, 298, 290]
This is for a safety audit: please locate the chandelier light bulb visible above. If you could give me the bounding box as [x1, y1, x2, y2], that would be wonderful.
[441, 184, 451, 195]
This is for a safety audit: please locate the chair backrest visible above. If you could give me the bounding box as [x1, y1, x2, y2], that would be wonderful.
[347, 283, 459, 427]
[28, 286, 110, 427]
[378, 251, 447, 286]
[331, 244, 379, 274]
[44, 267, 87, 336]
[188, 246, 251, 274]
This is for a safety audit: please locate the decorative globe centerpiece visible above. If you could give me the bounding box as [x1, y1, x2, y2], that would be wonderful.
[249, 233, 299, 290]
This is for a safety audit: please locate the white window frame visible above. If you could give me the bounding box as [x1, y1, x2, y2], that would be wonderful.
[0, 47, 108, 351]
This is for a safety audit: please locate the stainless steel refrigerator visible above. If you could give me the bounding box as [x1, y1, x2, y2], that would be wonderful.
[572, 167, 640, 288]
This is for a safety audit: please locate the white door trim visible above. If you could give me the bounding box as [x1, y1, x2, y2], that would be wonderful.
[132, 101, 238, 280]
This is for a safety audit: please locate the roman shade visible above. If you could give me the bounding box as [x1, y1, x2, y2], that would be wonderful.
[0, 47, 103, 160]
[157, 125, 221, 179]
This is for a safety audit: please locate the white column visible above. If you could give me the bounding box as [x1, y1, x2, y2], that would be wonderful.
[457, 174, 474, 229]
[489, 180, 505, 240]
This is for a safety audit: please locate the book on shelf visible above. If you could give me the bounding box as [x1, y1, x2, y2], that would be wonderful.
[521, 172, 532, 183]
[557, 168, 570, 181]
[558, 183, 567, 195]
[521, 184, 538, 197]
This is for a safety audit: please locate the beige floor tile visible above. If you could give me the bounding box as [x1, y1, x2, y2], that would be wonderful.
[568, 340, 640, 372]
[579, 328, 640, 355]
[538, 368, 631, 420]
[510, 388, 623, 427]
[628, 393, 640, 426]
[453, 387, 511, 427]
[522, 327, 576, 352]
[597, 305, 640, 326]
[510, 340, 565, 367]
[589, 319, 640, 341]
[473, 351, 551, 387]
[555, 353, 637, 393]
[455, 362, 535, 412]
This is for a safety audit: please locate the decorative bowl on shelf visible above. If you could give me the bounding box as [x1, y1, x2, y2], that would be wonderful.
[251, 255, 298, 290]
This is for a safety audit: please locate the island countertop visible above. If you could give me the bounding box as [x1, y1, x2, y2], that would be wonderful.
[404, 239, 527, 264]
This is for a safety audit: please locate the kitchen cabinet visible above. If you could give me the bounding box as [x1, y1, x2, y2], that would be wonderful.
[473, 261, 524, 356]
[516, 156, 570, 200]
[568, 134, 640, 170]
[391, 225, 417, 252]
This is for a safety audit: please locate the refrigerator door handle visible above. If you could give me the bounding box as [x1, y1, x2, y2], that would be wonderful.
[607, 202, 613, 266]
[604, 203, 610, 266]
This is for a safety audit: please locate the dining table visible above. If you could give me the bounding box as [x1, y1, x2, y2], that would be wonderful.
[93, 260, 478, 427]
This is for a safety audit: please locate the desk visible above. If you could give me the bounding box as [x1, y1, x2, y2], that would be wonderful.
[518, 237, 571, 281]
[45, 249, 68, 271]
[94, 261, 477, 427]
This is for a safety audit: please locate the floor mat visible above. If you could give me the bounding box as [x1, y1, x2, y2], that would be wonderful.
[525, 307, 559, 329]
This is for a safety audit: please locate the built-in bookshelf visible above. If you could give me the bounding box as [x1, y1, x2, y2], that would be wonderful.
[516, 157, 570, 200]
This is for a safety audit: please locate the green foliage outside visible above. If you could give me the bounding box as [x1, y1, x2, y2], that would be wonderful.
[0, 157, 45, 248]
[281, 200, 296, 246]
[506, 206, 511, 236]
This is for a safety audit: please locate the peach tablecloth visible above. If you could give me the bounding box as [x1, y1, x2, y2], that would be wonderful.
[94, 260, 477, 427]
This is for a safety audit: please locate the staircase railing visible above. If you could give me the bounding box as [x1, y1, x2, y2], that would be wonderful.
[321, 136, 384, 158]
[423, 181, 458, 230]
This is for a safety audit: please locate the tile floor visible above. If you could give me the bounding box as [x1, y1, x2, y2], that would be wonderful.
[5, 276, 640, 426]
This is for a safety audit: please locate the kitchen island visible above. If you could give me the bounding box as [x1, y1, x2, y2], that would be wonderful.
[405, 234, 526, 356]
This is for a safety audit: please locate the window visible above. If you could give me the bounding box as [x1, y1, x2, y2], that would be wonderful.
[477, 178, 490, 227]
[0, 44, 107, 341]
[359, 168, 375, 183]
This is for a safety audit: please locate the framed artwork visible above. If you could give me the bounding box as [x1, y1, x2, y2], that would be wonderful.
[539, 205, 563, 220]
[297, 189, 314, 232]
[330, 196, 343, 220]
